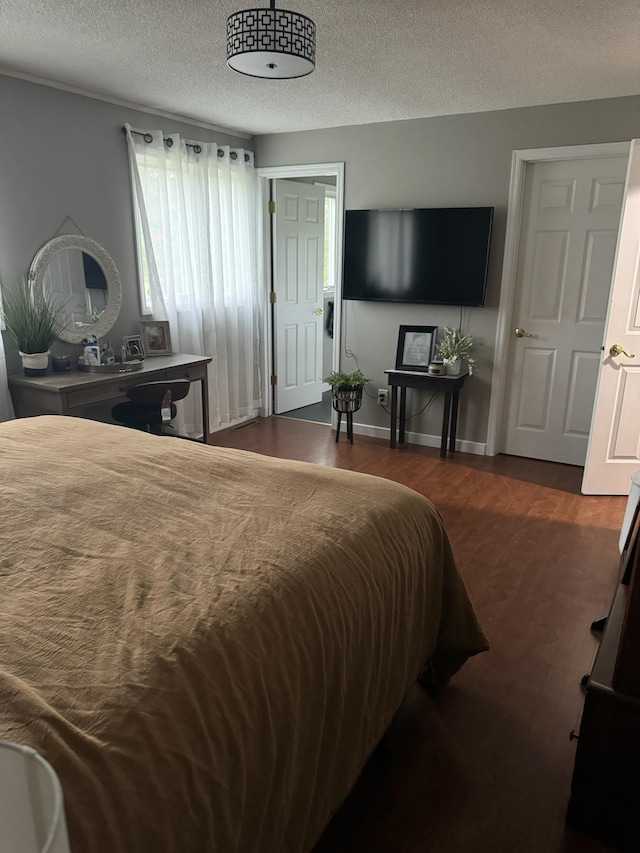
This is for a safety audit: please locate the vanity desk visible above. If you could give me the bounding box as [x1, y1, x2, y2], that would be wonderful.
[9, 353, 212, 442]
[10, 233, 212, 441]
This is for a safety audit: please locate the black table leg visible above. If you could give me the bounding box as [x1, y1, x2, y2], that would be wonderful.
[399, 387, 407, 444]
[440, 392, 451, 458]
[347, 412, 354, 444]
[336, 411, 342, 442]
[449, 390, 460, 453]
[390, 386, 398, 448]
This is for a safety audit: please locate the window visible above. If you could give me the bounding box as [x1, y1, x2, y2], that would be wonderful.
[323, 190, 337, 295]
[132, 146, 256, 316]
[133, 157, 190, 315]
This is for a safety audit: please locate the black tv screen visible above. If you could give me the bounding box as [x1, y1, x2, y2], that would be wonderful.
[343, 207, 493, 306]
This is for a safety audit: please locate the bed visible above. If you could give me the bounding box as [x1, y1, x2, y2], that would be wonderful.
[0, 416, 488, 852]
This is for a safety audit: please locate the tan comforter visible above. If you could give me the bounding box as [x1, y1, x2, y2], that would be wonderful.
[0, 416, 488, 852]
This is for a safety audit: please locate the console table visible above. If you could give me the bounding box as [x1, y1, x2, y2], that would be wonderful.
[8, 353, 212, 442]
[384, 368, 468, 457]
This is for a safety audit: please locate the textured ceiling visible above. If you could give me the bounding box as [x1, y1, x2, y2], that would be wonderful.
[0, 0, 639, 136]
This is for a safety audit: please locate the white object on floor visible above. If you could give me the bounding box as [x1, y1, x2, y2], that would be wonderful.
[619, 472, 640, 553]
[0, 740, 70, 853]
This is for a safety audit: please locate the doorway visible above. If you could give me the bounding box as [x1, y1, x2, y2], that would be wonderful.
[486, 142, 630, 466]
[257, 163, 345, 426]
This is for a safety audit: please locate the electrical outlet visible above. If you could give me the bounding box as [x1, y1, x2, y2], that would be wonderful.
[377, 388, 388, 406]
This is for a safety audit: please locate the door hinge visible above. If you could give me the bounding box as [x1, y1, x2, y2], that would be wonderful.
[268, 200, 276, 214]
[269, 291, 277, 304]
[271, 374, 277, 385]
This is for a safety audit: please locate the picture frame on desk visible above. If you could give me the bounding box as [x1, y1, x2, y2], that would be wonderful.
[123, 335, 145, 360]
[140, 321, 172, 357]
[395, 325, 438, 372]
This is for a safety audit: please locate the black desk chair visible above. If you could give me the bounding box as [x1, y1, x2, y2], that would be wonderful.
[112, 380, 190, 435]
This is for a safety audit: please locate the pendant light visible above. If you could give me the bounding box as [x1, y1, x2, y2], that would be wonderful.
[227, 0, 316, 79]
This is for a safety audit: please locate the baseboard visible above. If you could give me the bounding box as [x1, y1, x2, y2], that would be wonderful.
[209, 414, 260, 435]
[348, 421, 487, 456]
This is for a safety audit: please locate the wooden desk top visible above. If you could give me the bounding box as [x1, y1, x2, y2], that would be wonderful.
[9, 353, 211, 392]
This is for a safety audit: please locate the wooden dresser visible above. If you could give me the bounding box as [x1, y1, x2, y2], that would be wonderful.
[566, 506, 640, 849]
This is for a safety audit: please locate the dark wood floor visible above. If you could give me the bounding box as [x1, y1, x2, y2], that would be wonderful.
[212, 417, 626, 853]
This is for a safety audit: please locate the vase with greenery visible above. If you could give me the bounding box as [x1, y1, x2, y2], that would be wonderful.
[435, 327, 476, 376]
[0, 277, 67, 375]
[324, 369, 369, 413]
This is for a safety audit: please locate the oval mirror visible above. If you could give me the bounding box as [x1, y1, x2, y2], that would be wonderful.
[29, 235, 123, 344]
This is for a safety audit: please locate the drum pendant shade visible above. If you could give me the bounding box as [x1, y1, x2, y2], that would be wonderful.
[227, 1, 316, 79]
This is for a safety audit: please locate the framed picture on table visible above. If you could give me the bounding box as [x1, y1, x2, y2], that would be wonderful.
[123, 335, 145, 360]
[395, 325, 438, 371]
[140, 321, 172, 356]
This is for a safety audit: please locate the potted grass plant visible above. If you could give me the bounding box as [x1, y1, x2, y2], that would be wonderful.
[0, 277, 67, 375]
[435, 327, 476, 376]
[324, 369, 369, 413]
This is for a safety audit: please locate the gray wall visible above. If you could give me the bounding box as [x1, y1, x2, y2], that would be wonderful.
[255, 95, 640, 448]
[0, 74, 249, 373]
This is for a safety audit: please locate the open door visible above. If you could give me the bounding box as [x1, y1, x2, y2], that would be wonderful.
[583, 139, 640, 495]
[501, 153, 627, 465]
[272, 179, 325, 414]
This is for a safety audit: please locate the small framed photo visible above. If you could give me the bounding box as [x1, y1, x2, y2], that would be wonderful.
[123, 335, 145, 360]
[395, 325, 438, 371]
[140, 321, 172, 356]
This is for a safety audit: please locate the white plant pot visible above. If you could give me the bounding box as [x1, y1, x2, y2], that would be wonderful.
[19, 350, 50, 376]
[444, 357, 461, 376]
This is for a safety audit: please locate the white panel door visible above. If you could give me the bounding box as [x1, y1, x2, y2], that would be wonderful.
[273, 180, 325, 414]
[43, 251, 89, 329]
[501, 155, 627, 465]
[583, 140, 640, 494]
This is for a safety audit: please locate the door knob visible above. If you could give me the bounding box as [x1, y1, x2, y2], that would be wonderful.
[514, 328, 534, 338]
[610, 343, 636, 358]
[315, 307, 324, 316]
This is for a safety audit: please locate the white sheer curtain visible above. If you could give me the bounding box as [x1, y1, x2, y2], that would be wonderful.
[125, 124, 261, 435]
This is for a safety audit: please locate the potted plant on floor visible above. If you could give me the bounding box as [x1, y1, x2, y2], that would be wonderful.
[435, 327, 476, 376]
[0, 277, 67, 375]
[324, 369, 369, 413]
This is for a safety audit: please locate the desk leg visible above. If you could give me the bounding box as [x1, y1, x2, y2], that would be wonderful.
[449, 390, 460, 454]
[200, 377, 210, 444]
[9, 386, 66, 418]
[399, 387, 407, 444]
[390, 386, 398, 448]
[441, 392, 452, 458]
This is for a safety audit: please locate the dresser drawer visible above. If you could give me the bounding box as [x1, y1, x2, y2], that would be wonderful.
[67, 375, 154, 408]
[166, 364, 206, 383]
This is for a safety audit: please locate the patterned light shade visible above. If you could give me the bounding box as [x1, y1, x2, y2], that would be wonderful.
[227, 1, 315, 79]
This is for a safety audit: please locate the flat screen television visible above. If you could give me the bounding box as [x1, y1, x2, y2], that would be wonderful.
[343, 207, 494, 306]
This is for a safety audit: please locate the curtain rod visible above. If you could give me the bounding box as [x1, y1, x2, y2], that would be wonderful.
[122, 127, 252, 161]
[123, 127, 201, 153]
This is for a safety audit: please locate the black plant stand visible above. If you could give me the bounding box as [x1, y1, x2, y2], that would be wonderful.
[332, 388, 362, 444]
[335, 410, 354, 443]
